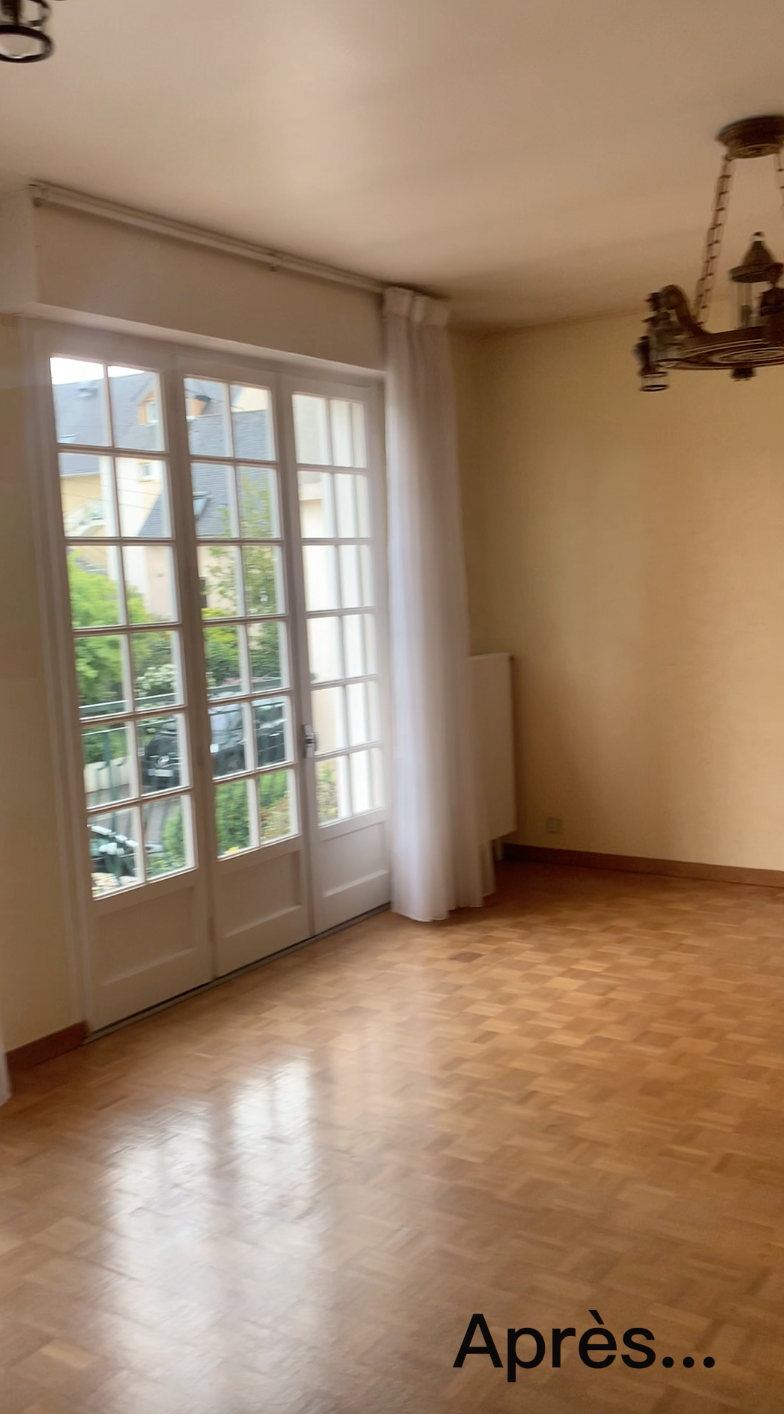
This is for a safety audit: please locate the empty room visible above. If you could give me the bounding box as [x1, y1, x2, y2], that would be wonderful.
[2, 2, 784, 1411]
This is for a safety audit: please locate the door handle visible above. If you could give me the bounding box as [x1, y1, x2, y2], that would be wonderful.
[302, 724, 317, 758]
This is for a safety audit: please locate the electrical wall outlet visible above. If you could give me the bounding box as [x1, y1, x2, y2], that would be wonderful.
[545, 816, 562, 835]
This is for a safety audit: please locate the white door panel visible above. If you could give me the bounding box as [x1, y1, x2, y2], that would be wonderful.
[214, 839, 308, 974]
[316, 819, 390, 932]
[92, 875, 208, 1028]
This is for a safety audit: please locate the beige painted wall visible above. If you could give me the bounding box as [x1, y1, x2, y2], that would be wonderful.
[0, 317, 79, 1050]
[463, 310, 784, 869]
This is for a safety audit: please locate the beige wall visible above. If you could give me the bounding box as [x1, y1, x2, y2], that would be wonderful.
[0, 317, 79, 1050]
[462, 309, 784, 869]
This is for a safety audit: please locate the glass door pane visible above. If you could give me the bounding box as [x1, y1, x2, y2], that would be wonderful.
[186, 376, 300, 860]
[52, 356, 196, 897]
[287, 380, 390, 935]
[45, 343, 386, 1026]
[182, 367, 312, 977]
[292, 392, 384, 826]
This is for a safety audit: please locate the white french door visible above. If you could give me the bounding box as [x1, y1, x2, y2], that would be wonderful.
[41, 334, 213, 1028]
[176, 356, 311, 976]
[282, 375, 391, 933]
[34, 326, 389, 1030]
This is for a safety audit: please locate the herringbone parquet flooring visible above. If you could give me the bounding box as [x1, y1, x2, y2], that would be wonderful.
[3, 862, 784, 1413]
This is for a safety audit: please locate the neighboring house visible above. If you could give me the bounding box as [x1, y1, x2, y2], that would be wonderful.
[56, 372, 272, 620]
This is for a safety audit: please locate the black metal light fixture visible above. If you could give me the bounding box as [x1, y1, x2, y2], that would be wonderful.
[0, 0, 59, 63]
[635, 115, 784, 389]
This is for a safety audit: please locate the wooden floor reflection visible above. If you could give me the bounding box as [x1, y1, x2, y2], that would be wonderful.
[3, 861, 784, 1413]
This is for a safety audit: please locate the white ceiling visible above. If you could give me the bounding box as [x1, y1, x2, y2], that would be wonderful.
[3, 0, 784, 326]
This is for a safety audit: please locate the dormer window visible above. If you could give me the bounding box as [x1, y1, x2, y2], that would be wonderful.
[186, 393, 211, 421]
[139, 394, 158, 426]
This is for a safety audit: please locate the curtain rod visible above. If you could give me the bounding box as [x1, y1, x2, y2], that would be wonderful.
[29, 181, 389, 297]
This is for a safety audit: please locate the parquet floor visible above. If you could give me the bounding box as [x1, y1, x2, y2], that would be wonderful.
[3, 862, 784, 1413]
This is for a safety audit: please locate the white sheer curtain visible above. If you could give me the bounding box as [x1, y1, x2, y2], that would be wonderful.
[384, 287, 492, 921]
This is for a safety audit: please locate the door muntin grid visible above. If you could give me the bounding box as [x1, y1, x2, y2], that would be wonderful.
[292, 393, 384, 826]
[186, 377, 300, 858]
[51, 357, 195, 897]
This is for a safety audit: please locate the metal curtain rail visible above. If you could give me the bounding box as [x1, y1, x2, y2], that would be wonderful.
[29, 180, 389, 297]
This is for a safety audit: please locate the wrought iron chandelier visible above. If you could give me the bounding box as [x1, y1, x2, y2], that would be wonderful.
[635, 115, 784, 390]
[0, 0, 60, 63]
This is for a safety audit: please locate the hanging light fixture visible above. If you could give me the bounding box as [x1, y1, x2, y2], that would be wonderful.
[0, 0, 59, 63]
[635, 115, 784, 390]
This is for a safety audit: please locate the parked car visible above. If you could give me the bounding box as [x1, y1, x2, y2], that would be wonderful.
[254, 699, 287, 767]
[208, 704, 246, 776]
[140, 719, 183, 793]
[140, 700, 287, 790]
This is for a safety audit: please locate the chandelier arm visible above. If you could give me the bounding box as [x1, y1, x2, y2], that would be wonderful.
[693, 152, 734, 324]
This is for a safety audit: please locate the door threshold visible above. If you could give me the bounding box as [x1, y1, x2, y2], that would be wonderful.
[86, 902, 390, 1042]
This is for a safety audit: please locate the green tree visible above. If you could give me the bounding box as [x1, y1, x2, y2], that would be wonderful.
[240, 544, 280, 616]
[69, 555, 170, 753]
[68, 551, 121, 628]
[147, 803, 187, 877]
[316, 761, 338, 822]
[203, 472, 282, 688]
[258, 770, 290, 840]
[215, 780, 250, 855]
[69, 554, 125, 742]
[134, 654, 176, 709]
[203, 622, 243, 696]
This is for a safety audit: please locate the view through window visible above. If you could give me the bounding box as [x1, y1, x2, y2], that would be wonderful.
[186, 376, 299, 857]
[52, 357, 194, 896]
[293, 393, 383, 824]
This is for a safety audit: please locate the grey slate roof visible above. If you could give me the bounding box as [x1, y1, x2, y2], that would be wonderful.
[54, 371, 159, 471]
[139, 463, 232, 539]
[55, 372, 272, 538]
[55, 374, 271, 466]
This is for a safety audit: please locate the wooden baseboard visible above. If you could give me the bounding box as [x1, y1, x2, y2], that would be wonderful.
[6, 1021, 87, 1075]
[504, 843, 784, 889]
